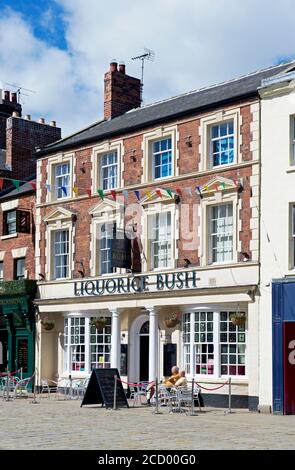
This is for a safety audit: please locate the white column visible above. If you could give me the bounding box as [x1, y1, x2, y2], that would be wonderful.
[110, 309, 121, 370]
[147, 307, 159, 382]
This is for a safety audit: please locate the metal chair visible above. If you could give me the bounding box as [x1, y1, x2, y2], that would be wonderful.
[129, 382, 149, 407]
[40, 378, 59, 399]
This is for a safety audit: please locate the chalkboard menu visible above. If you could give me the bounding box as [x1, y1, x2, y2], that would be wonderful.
[81, 368, 129, 409]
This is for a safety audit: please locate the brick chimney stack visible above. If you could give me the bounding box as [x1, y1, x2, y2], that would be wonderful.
[104, 60, 141, 120]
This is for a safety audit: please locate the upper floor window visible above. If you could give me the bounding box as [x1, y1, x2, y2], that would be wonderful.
[3, 210, 30, 236]
[210, 121, 234, 167]
[291, 116, 295, 166]
[53, 229, 69, 279]
[99, 223, 114, 274]
[14, 258, 25, 280]
[54, 162, 70, 199]
[0, 261, 3, 281]
[208, 203, 233, 264]
[150, 212, 171, 269]
[153, 138, 172, 179]
[100, 152, 118, 190]
[290, 204, 295, 269]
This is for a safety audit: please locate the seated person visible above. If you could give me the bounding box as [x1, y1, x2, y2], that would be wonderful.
[163, 366, 181, 387]
[174, 370, 187, 387]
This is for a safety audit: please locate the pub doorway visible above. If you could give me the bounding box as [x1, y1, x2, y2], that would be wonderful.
[139, 321, 149, 382]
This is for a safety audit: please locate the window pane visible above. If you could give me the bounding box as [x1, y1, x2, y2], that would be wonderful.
[209, 204, 233, 263]
[153, 138, 172, 179]
[100, 152, 118, 190]
[194, 312, 214, 375]
[219, 312, 246, 376]
[210, 121, 234, 167]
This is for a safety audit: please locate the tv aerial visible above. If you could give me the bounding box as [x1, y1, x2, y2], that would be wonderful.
[131, 48, 155, 104]
[5, 82, 36, 105]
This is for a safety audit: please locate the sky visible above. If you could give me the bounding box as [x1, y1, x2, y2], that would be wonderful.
[0, 0, 295, 137]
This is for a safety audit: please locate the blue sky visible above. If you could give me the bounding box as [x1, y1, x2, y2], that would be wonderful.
[0, 0, 295, 136]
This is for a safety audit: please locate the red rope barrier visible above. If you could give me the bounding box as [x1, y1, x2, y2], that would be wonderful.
[194, 380, 229, 391]
[0, 370, 20, 377]
[117, 378, 154, 387]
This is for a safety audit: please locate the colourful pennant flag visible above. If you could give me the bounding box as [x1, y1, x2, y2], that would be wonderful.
[203, 185, 208, 190]
[110, 190, 116, 201]
[214, 183, 219, 191]
[176, 188, 182, 197]
[12, 180, 21, 190]
[221, 182, 226, 189]
[29, 182, 37, 190]
[195, 186, 203, 199]
[122, 190, 129, 201]
[72, 186, 79, 196]
[86, 189, 92, 198]
[134, 190, 141, 201]
[0, 178, 4, 190]
[61, 186, 67, 196]
[155, 189, 162, 198]
[165, 188, 173, 198]
[145, 190, 153, 200]
[184, 187, 192, 197]
[97, 189, 104, 200]
[45, 183, 51, 192]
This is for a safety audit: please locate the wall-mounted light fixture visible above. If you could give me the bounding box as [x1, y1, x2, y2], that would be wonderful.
[131, 149, 137, 162]
[185, 135, 192, 147]
[184, 258, 191, 268]
[80, 162, 86, 173]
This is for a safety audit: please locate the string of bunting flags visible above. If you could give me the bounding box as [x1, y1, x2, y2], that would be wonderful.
[0, 175, 240, 201]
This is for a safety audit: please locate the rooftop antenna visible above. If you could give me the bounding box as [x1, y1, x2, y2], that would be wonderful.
[5, 82, 36, 105]
[131, 48, 155, 105]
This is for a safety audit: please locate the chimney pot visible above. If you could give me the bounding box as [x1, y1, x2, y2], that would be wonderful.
[110, 60, 118, 72]
[50, 120, 56, 127]
[38, 117, 45, 124]
[119, 62, 126, 74]
[4, 90, 10, 101]
[24, 114, 31, 120]
[10, 92, 17, 102]
[12, 111, 19, 117]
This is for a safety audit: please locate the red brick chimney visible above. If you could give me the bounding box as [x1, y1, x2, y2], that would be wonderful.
[104, 60, 141, 120]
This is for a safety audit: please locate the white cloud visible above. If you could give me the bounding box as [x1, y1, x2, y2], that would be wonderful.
[1, 1, 295, 136]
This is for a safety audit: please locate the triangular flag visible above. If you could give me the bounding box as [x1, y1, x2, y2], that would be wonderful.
[45, 184, 51, 192]
[155, 189, 162, 198]
[12, 180, 21, 190]
[0, 178, 4, 190]
[97, 189, 104, 200]
[86, 189, 92, 198]
[214, 183, 219, 191]
[110, 190, 116, 201]
[221, 182, 226, 189]
[61, 186, 67, 196]
[122, 190, 129, 201]
[176, 188, 182, 197]
[29, 182, 37, 190]
[145, 190, 153, 200]
[165, 188, 173, 198]
[72, 186, 79, 196]
[134, 190, 140, 201]
[195, 186, 203, 199]
[184, 187, 193, 197]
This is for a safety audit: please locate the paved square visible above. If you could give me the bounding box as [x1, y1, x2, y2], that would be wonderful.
[0, 397, 295, 450]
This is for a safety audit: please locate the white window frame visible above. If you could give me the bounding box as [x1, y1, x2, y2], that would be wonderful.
[142, 125, 179, 183]
[92, 141, 123, 195]
[63, 314, 112, 377]
[141, 196, 178, 272]
[54, 162, 71, 200]
[15, 257, 26, 280]
[152, 137, 173, 180]
[44, 207, 75, 281]
[200, 109, 240, 171]
[200, 192, 238, 267]
[149, 211, 172, 270]
[208, 203, 234, 264]
[182, 307, 247, 380]
[210, 120, 235, 168]
[46, 153, 74, 202]
[0, 261, 4, 281]
[99, 151, 118, 190]
[290, 116, 295, 166]
[89, 199, 124, 276]
[289, 203, 295, 269]
[52, 229, 69, 280]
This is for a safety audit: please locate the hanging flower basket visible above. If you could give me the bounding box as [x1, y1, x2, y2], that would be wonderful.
[230, 313, 246, 326]
[91, 318, 107, 331]
[41, 317, 55, 331]
[164, 314, 180, 328]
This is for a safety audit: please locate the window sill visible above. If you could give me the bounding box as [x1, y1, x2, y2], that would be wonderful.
[1, 233, 18, 240]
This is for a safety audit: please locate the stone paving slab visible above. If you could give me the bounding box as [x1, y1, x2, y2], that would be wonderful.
[0, 396, 295, 450]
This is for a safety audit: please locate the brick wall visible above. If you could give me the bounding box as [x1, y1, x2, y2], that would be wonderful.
[6, 117, 61, 181]
[37, 98, 257, 276]
[0, 192, 36, 280]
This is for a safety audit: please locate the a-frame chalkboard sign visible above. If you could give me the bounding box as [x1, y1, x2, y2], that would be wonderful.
[81, 368, 129, 409]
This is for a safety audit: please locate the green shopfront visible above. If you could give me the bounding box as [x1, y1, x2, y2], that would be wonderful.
[0, 280, 36, 386]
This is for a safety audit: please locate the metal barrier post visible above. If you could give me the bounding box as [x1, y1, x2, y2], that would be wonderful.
[190, 378, 196, 416]
[153, 377, 162, 415]
[6, 369, 10, 402]
[225, 377, 235, 414]
[69, 374, 73, 400]
[31, 368, 39, 404]
[113, 375, 117, 410]
[20, 368, 23, 381]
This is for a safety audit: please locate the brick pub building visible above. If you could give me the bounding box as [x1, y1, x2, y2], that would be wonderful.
[0, 91, 61, 381]
[34, 61, 291, 409]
